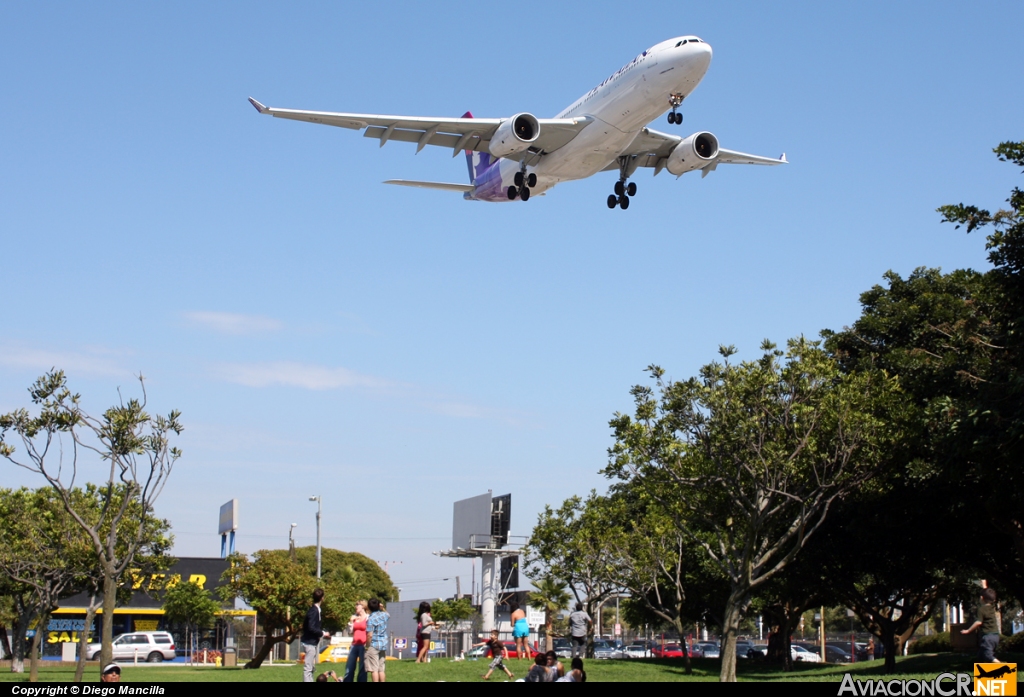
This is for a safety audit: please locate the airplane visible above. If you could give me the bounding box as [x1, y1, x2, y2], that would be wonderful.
[975, 665, 1017, 680]
[248, 36, 786, 209]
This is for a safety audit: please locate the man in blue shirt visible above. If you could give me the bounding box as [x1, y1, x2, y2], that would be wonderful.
[365, 598, 390, 683]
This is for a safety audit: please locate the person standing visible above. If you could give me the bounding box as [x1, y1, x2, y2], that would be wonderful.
[301, 588, 330, 683]
[510, 602, 530, 661]
[568, 602, 592, 659]
[365, 598, 390, 683]
[961, 587, 1001, 663]
[416, 601, 437, 663]
[481, 630, 514, 680]
[342, 600, 368, 682]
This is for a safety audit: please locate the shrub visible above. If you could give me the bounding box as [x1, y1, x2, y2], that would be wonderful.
[998, 632, 1024, 654]
[908, 632, 951, 654]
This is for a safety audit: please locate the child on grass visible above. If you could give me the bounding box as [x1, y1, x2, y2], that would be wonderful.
[481, 631, 514, 680]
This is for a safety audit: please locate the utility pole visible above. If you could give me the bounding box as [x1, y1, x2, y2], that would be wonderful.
[309, 496, 322, 579]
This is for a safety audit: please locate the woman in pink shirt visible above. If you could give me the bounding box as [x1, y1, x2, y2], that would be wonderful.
[342, 600, 369, 682]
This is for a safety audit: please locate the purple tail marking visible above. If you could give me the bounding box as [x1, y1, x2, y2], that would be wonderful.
[461, 111, 498, 185]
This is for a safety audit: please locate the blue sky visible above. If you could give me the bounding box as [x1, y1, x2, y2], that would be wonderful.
[1, 1, 1020, 601]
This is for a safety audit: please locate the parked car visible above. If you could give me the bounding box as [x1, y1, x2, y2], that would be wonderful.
[746, 643, 768, 659]
[824, 645, 852, 663]
[552, 638, 572, 659]
[697, 642, 721, 659]
[651, 643, 687, 658]
[735, 640, 756, 658]
[86, 631, 176, 662]
[625, 641, 654, 658]
[791, 644, 823, 663]
[687, 642, 704, 658]
[592, 639, 626, 659]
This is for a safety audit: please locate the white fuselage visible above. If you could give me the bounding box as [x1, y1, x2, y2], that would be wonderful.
[495, 37, 713, 195]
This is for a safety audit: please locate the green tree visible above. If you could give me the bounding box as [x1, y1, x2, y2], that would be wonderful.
[606, 339, 900, 681]
[528, 576, 571, 652]
[0, 371, 182, 668]
[162, 580, 222, 663]
[292, 546, 397, 603]
[0, 488, 94, 679]
[524, 493, 622, 657]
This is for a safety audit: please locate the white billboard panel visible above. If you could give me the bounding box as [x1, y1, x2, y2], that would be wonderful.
[218, 499, 238, 535]
[452, 493, 492, 550]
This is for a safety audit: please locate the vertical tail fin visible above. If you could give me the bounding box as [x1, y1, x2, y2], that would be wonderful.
[461, 110, 495, 185]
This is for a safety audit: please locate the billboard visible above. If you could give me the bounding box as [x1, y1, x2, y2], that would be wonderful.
[452, 493, 492, 550]
[218, 499, 238, 535]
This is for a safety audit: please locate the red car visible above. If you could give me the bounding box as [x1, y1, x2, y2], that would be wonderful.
[651, 644, 686, 658]
[489, 641, 539, 659]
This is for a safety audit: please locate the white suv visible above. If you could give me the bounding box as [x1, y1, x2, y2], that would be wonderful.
[87, 631, 176, 662]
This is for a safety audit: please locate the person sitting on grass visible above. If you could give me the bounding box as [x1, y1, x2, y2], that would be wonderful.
[482, 631, 514, 681]
[556, 657, 586, 682]
[545, 650, 565, 680]
[524, 653, 552, 682]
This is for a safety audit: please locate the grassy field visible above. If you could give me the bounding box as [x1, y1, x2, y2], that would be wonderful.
[2, 653, 1021, 683]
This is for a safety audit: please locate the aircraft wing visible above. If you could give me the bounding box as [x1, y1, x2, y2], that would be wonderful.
[608, 127, 787, 176]
[248, 98, 592, 162]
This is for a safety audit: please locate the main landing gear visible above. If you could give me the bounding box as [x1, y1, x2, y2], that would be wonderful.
[667, 93, 684, 125]
[507, 169, 537, 201]
[607, 179, 637, 209]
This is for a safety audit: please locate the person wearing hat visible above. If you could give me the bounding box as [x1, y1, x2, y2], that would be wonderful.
[101, 663, 121, 682]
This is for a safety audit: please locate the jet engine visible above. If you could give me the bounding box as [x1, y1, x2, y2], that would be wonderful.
[666, 131, 720, 176]
[489, 113, 540, 158]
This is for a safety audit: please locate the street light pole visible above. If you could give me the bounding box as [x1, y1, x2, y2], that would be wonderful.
[309, 496, 322, 579]
[289, 523, 297, 561]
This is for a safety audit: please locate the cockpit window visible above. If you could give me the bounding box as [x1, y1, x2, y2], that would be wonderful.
[676, 41, 684, 47]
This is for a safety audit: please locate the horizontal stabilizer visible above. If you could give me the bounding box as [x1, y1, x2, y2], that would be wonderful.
[383, 179, 475, 192]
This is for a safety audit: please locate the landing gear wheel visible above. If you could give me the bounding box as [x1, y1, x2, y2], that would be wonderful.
[520, 186, 531, 201]
[614, 180, 626, 197]
[527, 173, 537, 188]
[627, 182, 637, 196]
[618, 195, 630, 210]
[668, 112, 676, 124]
[507, 186, 519, 200]
[514, 172, 524, 187]
[607, 194, 618, 209]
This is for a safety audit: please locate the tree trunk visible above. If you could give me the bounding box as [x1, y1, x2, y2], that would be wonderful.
[672, 617, 692, 675]
[245, 631, 294, 669]
[719, 589, 747, 683]
[0, 625, 11, 660]
[10, 605, 35, 674]
[74, 596, 100, 683]
[29, 611, 48, 683]
[545, 616, 553, 653]
[100, 566, 117, 667]
[881, 627, 898, 674]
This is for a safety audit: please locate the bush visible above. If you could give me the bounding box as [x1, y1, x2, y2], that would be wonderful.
[908, 632, 951, 654]
[999, 632, 1024, 654]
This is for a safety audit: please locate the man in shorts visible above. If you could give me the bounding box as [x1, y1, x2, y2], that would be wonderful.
[365, 598, 390, 682]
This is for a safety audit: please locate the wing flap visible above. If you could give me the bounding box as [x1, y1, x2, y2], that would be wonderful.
[715, 148, 788, 166]
[383, 179, 475, 192]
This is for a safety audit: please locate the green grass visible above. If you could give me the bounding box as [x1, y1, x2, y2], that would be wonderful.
[2, 653, 1021, 682]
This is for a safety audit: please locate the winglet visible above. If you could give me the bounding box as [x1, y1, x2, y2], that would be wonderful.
[248, 97, 268, 114]
[780, 152, 787, 163]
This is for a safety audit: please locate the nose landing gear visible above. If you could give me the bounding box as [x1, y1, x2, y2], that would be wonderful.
[508, 168, 537, 201]
[667, 93, 684, 125]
